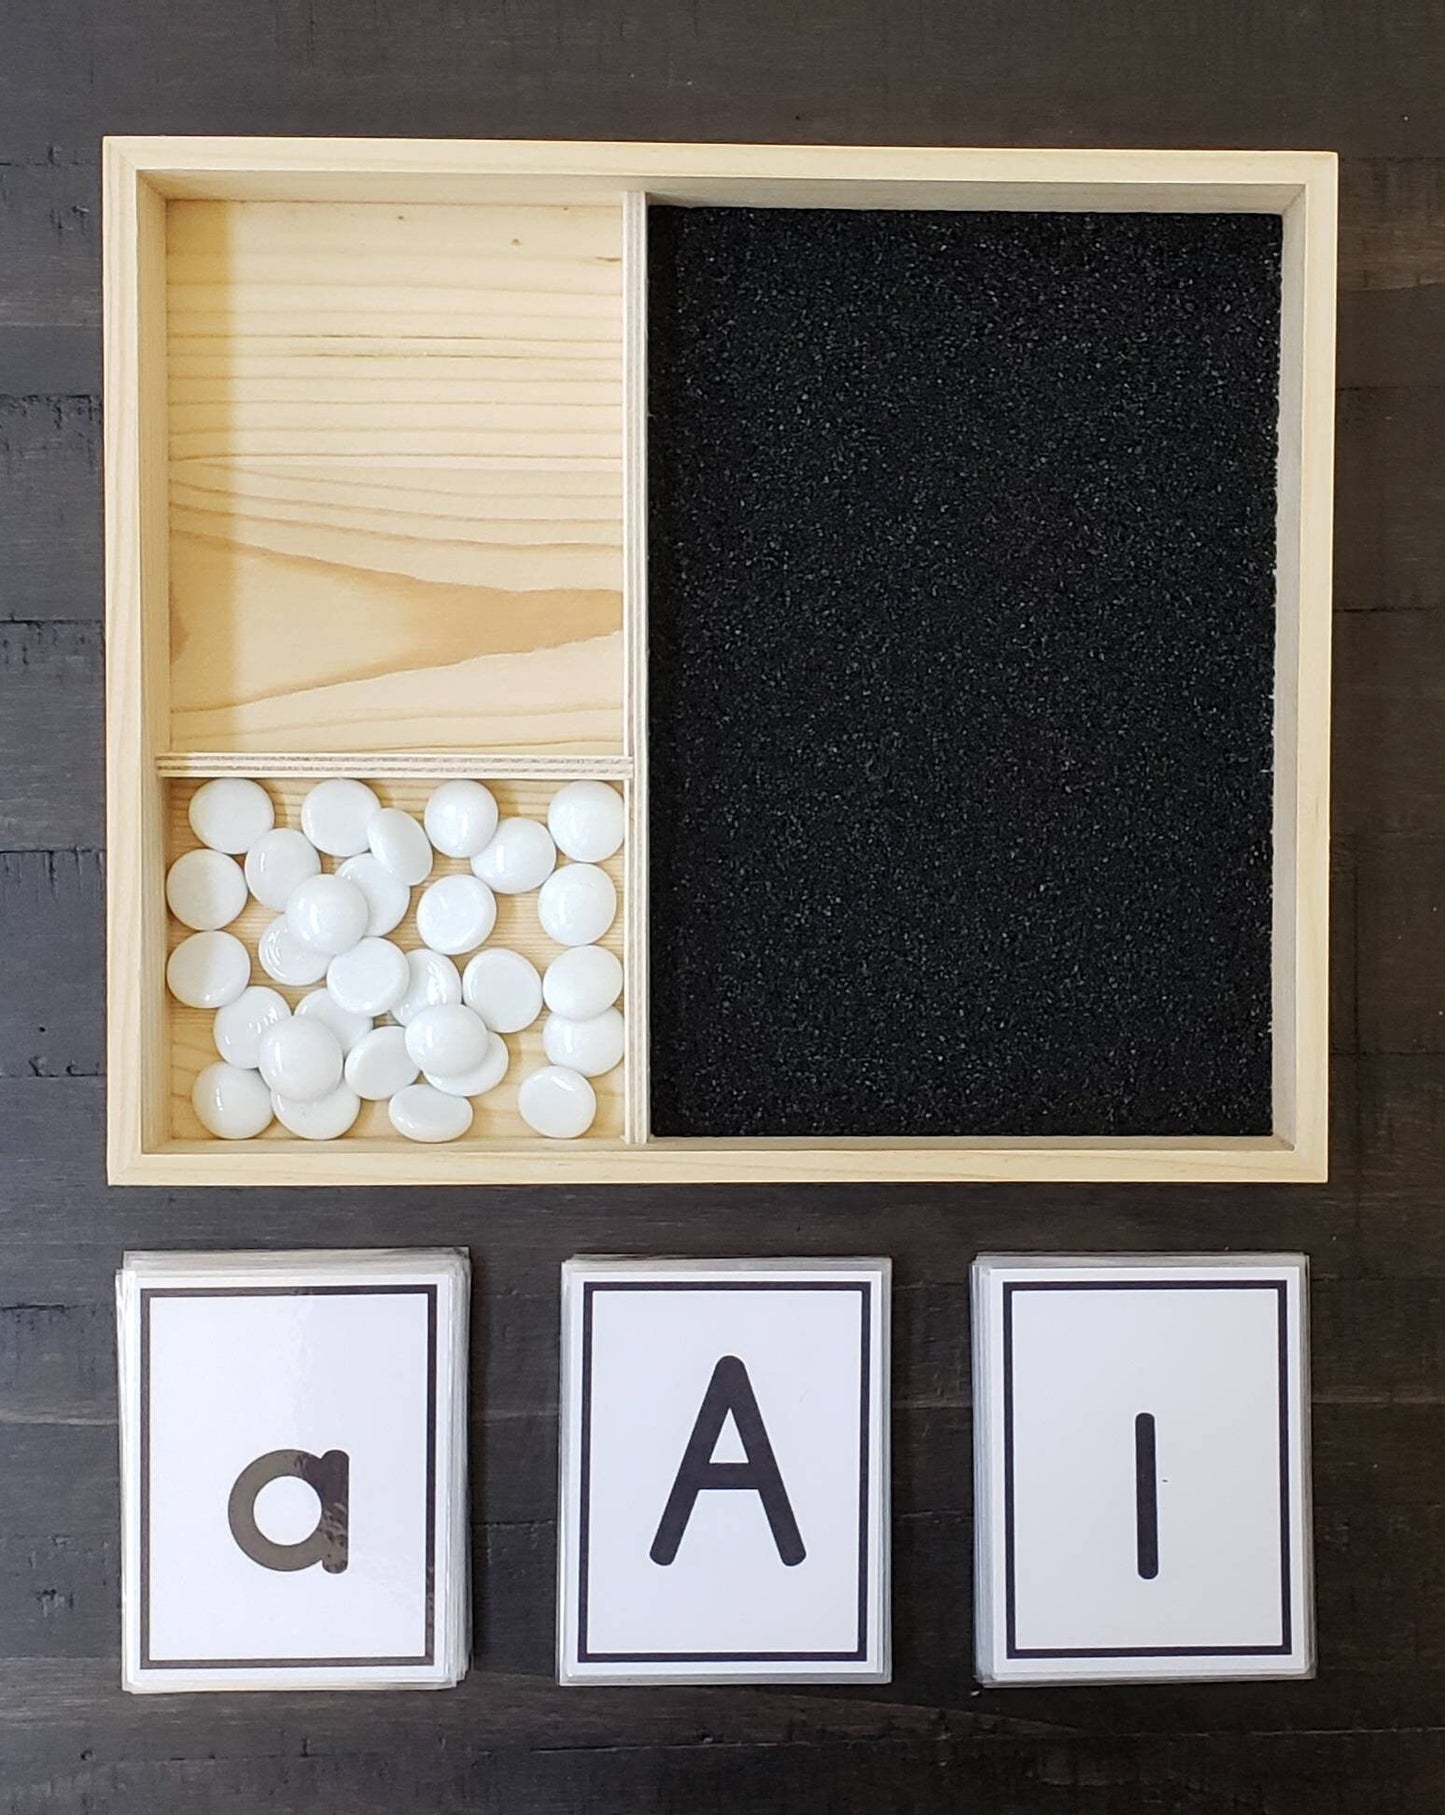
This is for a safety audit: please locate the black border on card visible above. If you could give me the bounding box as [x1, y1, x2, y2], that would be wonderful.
[1002, 1278, 1293, 1660]
[138, 1284, 438, 1671]
[576, 1280, 873, 1665]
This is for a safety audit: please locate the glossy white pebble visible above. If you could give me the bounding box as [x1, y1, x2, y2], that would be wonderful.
[167, 931, 250, 1008]
[425, 1032, 509, 1099]
[326, 937, 409, 1016]
[244, 828, 320, 911]
[272, 1084, 361, 1141]
[404, 1003, 489, 1077]
[547, 780, 625, 863]
[416, 873, 496, 956]
[337, 853, 410, 937]
[543, 1007, 625, 1078]
[257, 1016, 343, 1103]
[425, 779, 498, 858]
[462, 947, 542, 1033]
[389, 1084, 473, 1143]
[300, 778, 380, 857]
[166, 848, 248, 931]
[537, 863, 616, 947]
[344, 1025, 419, 1100]
[471, 818, 556, 894]
[543, 945, 623, 1020]
[517, 1065, 596, 1139]
[285, 873, 369, 955]
[258, 916, 330, 987]
[368, 807, 433, 886]
[295, 989, 372, 1054]
[192, 1062, 273, 1139]
[391, 947, 462, 1025]
[188, 777, 274, 855]
[212, 985, 290, 1068]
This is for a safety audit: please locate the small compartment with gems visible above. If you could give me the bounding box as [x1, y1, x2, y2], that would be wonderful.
[165, 775, 628, 1150]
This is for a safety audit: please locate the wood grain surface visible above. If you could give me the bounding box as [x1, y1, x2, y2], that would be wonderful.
[166, 198, 624, 754]
[3, 2, 1444, 1811]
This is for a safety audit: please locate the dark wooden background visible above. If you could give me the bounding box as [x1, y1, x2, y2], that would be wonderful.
[1, 3, 1442, 1810]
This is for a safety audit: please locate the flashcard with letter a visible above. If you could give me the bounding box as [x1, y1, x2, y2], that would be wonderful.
[118, 1249, 470, 1692]
[558, 1257, 891, 1684]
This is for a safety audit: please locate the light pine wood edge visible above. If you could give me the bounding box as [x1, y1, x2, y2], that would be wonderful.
[1272, 161, 1336, 1181]
[104, 137, 1333, 212]
[110, 1133, 1314, 1188]
[105, 146, 172, 1179]
[622, 192, 650, 1144]
[155, 752, 633, 780]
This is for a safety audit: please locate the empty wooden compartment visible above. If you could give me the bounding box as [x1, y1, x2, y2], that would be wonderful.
[106, 139, 1335, 1184]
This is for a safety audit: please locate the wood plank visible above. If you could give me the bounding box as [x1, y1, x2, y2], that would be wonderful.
[1335, 609, 1445, 838]
[0, 853, 104, 1079]
[1335, 387, 1445, 613]
[164, 198, 625, 754]
[0, 624, 103, 848]
[3, 6, 1445, 161]
[0, 397, 102, 623]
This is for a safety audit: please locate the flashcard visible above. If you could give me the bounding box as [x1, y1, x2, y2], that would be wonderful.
[118, 1249, 470, 1692]
[557, 1258, 890, 1684]
[972, 1254, 1314, 1684]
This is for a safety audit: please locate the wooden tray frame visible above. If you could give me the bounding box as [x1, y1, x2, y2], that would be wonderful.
[105, 138, 1335, 1185]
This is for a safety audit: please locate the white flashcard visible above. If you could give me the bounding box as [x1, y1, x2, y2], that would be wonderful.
[118, 1249, 470, 1692]
[558, 1257, 890, 1684]
[973, 1254, 1313, 1685]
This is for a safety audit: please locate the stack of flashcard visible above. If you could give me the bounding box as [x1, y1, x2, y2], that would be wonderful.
[556, 1257, 891, 1685]
[971, 1253, 1314, 1686]
[117, 1248, 470, 1692]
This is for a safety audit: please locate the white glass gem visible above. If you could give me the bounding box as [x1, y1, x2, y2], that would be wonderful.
[257, 917, 330, 987]
[536, 862, 616, 947]
[212, 985, 290, 1068]
[424, 1031, 509, 1098]
[337, 853, 411, 937]
[424, 779, 499, 859]
[547, 780, 625, 863]
[294, 988, 373, 1054]
[165, 848, 248, 931]
[244, 827, 320, 911]
[166, 930, 250, 1008]
[257, 1016, 344, 1103]
[325, 936, 409, 1016]
[300, 778, 381, 857]
[285, 873, 369, 956]
[470, 818, 556, 894]
[403, 1003, 489, 1077]
[415, 873, 496, 956]
[388, 1084, 473, 1143]
[517, 1064, 596, 1139]
[390, 947, 462, 1026]
[368, 807, 433, 887]
[272, 1084, 361, 1141]
[542, 945, 623, 1020]
[344, 1025, 420, 1100]
[542, 1006, 625, 1078]
[461, 947, 542, 1033]
[187, 778, 275, 855]
[192, 1061, 273, 1139]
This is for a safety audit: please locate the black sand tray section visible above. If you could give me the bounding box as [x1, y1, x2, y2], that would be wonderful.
[647, 205, 1282, 1139]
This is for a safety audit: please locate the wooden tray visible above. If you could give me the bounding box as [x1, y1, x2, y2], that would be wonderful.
[105, 138, 1335, 1184]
